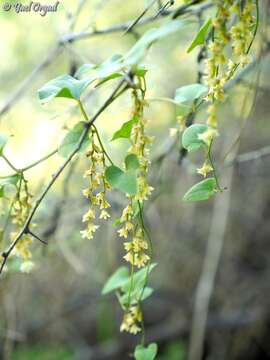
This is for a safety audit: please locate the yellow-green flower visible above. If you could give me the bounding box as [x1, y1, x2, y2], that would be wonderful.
[197, 162, 213, 177]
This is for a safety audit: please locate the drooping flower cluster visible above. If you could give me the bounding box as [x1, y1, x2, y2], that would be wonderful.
[129, 93, 154, 203]
[205, 0, 257, 128]
[81, 127, 111, 240]
[120, 305, 142, 335]
[10, 178, 34, 272]
[118, 90, 153, 268]
[195, 0, 256, 178]
[124, 229, 150, 268]
[117, 88, 154, 334]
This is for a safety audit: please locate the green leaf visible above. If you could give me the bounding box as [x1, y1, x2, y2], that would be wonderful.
[38, 75, 92, 103]
[105, 165, 137, 195]
[124, 19, 191, 65]
[58, 122, 91, 158]
[183, 178, 217, 202]
[102, 263, 157, 297]
[75, 63, 97, 78]
[0, 174, 21, 197]
[120, 286, 153, 306]
[111, 118, 136, 141]
[175, 83, 208, 106]
[0, 175, 20, 187]
[133, 67, 148, 77]
[102, 266, 130, 295]
[121, 263, 157, 293]
[76, 54, 124, 79]
[95, 72, 123, 87]
[182, 124, 209, 152]
[135, 343, 158, 360]
[0, 134, 9, 156]
[187, 18, 212, 53]
[125, 154, 140, 170]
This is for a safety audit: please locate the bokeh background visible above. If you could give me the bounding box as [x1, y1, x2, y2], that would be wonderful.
[1, 0, 270, 359]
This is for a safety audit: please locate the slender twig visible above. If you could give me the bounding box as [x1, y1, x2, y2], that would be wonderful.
[123, 0, 159, 35]
[1, 155, 19, 173]
[0, 149, 58, 179]
[28, 230, 48, 245]
[61, 2, 212, 43]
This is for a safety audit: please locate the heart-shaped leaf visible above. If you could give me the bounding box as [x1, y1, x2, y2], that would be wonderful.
[135, 343, 158, 360]
[182, 124, 209, 152]
[102, 266, 130, 295]
[38, 75, 92, 103]
[58, 122, 91, 158]
[105, 165, 137, 195]
[187, 18, 212, 53]
[183, 177, 217, 202]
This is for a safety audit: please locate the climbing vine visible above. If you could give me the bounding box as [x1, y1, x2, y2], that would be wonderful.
[0, 1, 260, 358]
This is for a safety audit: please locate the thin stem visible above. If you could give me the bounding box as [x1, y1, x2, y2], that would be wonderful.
[207, 141, 222, 192]
[28, 230, 48, 245]
[92, 124, 114, 165]
[22, 149, 58, 172]
[127, 257, 135, 309]
[0, 149, 58, 179]
[1, 155, 18, 173]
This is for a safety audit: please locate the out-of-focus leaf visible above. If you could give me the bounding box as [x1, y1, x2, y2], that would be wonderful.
[125, 154, 140, 170]
[58, 122, 91, 158]
[0, 134, 9, 156]
[0, 174, 21, 197]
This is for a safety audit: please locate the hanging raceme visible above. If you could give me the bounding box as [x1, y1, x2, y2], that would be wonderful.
[105, 74, 154, 337]
[180, 0, 258, 201]
[9, 175, 35, 272]
[81, 126, 111, 240]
